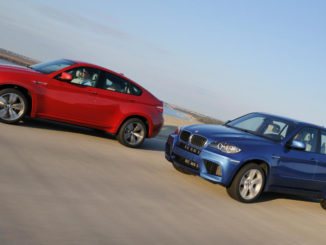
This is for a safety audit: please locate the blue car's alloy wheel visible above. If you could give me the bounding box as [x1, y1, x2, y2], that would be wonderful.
[227, 163, 265, 203]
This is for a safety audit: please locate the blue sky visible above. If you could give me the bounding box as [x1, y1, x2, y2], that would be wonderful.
[1, 0, 326, 124]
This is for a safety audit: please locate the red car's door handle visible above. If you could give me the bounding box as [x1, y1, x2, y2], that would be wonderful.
[87, 91, 98, 95]
[33, 80, 48, 86]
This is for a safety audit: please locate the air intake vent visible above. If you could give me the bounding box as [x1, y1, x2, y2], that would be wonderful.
[204, 160, 222, 176]
[180, 130, 191, 142]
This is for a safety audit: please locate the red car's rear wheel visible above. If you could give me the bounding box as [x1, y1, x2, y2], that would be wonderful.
[117, 118, 146, 148]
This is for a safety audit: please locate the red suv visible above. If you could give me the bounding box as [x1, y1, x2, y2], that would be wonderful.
[0, 59, 163, 147]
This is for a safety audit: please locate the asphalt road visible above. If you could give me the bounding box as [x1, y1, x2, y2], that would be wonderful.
[0, 119, 325, 245]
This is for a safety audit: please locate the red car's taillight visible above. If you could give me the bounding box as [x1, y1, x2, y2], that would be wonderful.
[174, 127, 180, 135]
[156, 105, 163, 113]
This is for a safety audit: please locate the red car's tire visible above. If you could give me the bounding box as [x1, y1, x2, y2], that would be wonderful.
[0, 88, 28, 124]
[117, 118, 146, 148]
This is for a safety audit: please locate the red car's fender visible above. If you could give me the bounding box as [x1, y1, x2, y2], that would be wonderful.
[0, 80, 39, 118]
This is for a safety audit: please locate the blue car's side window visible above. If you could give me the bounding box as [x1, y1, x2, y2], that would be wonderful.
[293, 127, 318, 153]
[320, 131, 326, 154]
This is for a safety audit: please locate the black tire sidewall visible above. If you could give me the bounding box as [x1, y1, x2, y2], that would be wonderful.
[0, 88, 28, 124]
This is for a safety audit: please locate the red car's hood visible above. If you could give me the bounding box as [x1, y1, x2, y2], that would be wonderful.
[0, 64, 41, 75]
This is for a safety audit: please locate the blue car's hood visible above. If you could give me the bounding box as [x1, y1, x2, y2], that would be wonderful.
[183, 124, 272, 144]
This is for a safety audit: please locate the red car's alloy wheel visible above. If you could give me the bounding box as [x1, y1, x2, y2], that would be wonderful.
[0, 89, 27, 123]
[118, 118, 146, 148]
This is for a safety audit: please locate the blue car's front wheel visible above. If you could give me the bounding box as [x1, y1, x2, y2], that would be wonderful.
[227, 163, 266, 203]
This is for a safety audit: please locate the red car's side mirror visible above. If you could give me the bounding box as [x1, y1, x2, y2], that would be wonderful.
[58, 72, 72, 82]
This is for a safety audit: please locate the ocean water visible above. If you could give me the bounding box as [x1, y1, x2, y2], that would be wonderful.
[164, 106, 189, 120]
[0, 60, 17, 66]
[0, 59, 15, 65]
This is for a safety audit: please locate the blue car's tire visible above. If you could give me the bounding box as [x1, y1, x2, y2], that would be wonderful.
[321, 199, 326, 210]
[227, 163, 265, 203]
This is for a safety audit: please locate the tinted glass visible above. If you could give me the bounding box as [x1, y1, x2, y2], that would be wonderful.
[30, 59, 75, 74]
[320, 131, 326, 154]
[102, 72, 130, 93]
[293, 127, 318, 153]
[130, 83, 142, 96]
[99, 72, 142, 95]
[64, 67, 100, 87]
[226, 113, 296, 141]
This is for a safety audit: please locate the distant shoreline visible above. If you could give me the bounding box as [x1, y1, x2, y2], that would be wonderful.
[0, 48, 38, 67]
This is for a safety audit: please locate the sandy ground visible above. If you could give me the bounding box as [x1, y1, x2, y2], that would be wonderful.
[0, 116, 326, 245]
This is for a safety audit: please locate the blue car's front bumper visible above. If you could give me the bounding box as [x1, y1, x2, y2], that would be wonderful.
[165, 134, 241, 187]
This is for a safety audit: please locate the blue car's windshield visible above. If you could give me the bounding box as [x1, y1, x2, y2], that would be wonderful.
[29, 59, 76, 74]
[226, 113, 297, 141]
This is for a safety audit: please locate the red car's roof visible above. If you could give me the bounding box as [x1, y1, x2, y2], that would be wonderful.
[69, 59, 126, 78]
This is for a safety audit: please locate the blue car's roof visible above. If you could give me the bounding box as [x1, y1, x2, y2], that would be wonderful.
[253, 112, 324, 129]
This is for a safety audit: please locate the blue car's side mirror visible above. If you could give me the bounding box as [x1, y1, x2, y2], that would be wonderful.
[288, 140, 306, 151]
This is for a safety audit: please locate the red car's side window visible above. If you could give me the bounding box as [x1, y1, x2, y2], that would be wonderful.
[100, 71, 142, 96]
[58, 67, 101, 88]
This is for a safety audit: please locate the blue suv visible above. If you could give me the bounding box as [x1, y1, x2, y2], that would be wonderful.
[165, 112, 326, 209]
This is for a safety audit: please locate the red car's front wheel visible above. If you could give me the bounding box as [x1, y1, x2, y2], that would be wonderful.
[0, 88, 28, 124]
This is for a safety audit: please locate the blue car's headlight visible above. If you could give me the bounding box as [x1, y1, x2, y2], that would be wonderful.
[209, 142, 242, 154]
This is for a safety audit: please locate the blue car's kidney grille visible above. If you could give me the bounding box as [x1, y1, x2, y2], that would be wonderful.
[190, 135, 207, 148]
[180, 130, 191, 142]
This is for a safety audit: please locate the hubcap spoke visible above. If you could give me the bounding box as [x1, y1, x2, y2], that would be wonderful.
[251, 178, 262, 186]
[240, 185, 249, 197]
[0, 108, 8, 118]
[0, 97, 6, 108]
[134, 124, 142, 132]
[8, 108, 18, 119]
[8, 94, 18, 104]
[248, 169, 257, 180]
[133, 133, 143, 139]
[249, 185, 256, 197]
[130, 134, 136, 144]
[12, 103, 23, 111]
